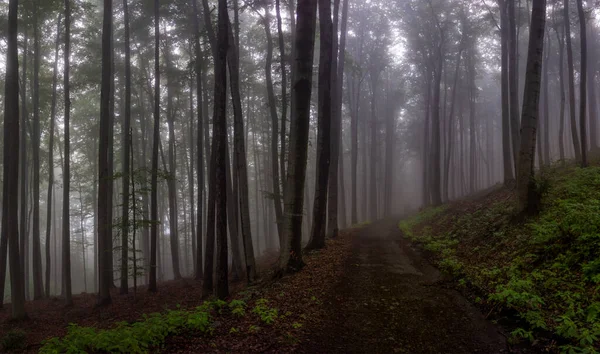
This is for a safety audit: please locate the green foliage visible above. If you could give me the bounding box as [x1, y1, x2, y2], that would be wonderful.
[1, 329, 26, 352]
[252, 298, 278, 325]
[229, 299, 246, 317]
[40, 304, 214, 353]
[398, 165, 600, 352]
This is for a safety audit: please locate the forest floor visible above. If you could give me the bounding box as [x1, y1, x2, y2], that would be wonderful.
[2, 221, 510, 353]
[298, 219, 508, 354]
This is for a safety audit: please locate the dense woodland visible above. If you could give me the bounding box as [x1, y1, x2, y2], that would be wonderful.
[0, 0, 598, 330]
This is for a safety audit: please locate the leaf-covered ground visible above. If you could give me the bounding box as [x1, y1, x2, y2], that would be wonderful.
[0, 229, 355, 353]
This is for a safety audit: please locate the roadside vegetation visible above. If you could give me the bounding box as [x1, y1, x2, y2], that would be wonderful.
[400, 161, 600, 353]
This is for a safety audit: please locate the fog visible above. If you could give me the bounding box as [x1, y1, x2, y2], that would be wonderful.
[0, 0, 598, 310]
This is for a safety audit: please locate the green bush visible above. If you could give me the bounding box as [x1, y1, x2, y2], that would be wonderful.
[40, 305, 213, 354]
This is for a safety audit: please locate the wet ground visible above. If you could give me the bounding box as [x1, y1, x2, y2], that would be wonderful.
[299, 219, 508, 354]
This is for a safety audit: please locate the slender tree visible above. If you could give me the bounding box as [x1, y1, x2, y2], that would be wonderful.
[45, 13, 61, 298]
[564, 0, 582, 162]
[120, 0, 132, 294]
[63, 0, 73, 306]
[3, 0, 27, 320]
[517, 0, 547, 212]
[214, 0, 229, 299]
[149, 0, 160, 293]
[306, 0, 333, 250]
[576, 0, 587, 166]
[97, 0, 113, 305]
[279, 0, 318, 273]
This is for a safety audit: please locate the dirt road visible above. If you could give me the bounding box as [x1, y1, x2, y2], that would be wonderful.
[299, 219, 507, 354]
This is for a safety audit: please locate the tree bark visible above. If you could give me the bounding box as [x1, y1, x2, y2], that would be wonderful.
[148, 0, 160, 293]
[306, 0, 333, 250]
[227, 21, 257, 283]
[500, 0, 514, 183]
[517, 0, 546, 212]
[576, 0, 587, 166]
[192, 0, 204, 281]
[275, 0, 287, 185]
[214, 0, 229, 300]
[263, 12, 284, 242]
[45, 13, 61, 299]
[508, 0, 521, 171]
[279, 0, 318, 274]
[2, 0, 27, 319]
[97, 0, 113, 305]
[564, 0, 582, 162]
[31, 3, 43, 300]
[555, 27, 566, 161]
[120, 0, 132, 294]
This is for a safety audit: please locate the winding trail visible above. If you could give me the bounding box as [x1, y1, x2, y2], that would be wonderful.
[299, 219, 507, 353]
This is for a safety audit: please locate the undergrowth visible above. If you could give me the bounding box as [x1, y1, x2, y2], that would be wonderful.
[400, 164, 600, 353]
[39, 299, 248, 354]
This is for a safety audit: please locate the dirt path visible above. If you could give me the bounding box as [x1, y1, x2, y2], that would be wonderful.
[299, 219, 507, 354]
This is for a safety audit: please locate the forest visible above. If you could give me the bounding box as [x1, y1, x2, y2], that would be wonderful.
[0, 0, 599, 352]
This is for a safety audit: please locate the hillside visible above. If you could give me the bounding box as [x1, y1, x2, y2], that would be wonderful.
[399, 162, 600, 353]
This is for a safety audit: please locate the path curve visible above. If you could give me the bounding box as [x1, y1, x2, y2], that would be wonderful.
[299, 219, 507, 354]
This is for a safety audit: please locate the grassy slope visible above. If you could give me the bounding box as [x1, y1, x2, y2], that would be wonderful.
[399, 162, 600, 353]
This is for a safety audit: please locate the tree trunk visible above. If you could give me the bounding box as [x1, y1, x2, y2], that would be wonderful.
[508, 0, 521, 171]
[556, 28, 566, 161]
[120, 0, 132, 294]
[543, 30, 550, 165]
[369, 72, 380, 218]
[148, 0, 160, 293]
[576, 0, 587, 167]
[193, 0, 204, 281]
[444, 46, 463, 200]
[263, 12, 284, 242]
[500, 0, 514, 183]
[2, 0, 27, 319]
[279, 0, 318, 274]
[20, 29, 29, 302]
[214, 0, 229, 300]
[564, 0, 582, 162]
[306, 0, 333, 250]
[468, 49, 476, 194]
[30, 4, 43, 300]
[517, 0, 547, 212]
[431, 48, 443, 205]
[275, 0, 288, 185]
[45, 13, 61, 299]
[164, 40, 182, 280]
[61, 0, 74, 306]
[227, 21, 257, 283]
[327, 0, 345, 238]
[97, 0, 113, 305]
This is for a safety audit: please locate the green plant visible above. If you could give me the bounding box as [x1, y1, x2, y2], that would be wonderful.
[229, 299, 246, 317]
[1, 329, 26, 352]
[40, 305, 213, 353]
[252, 298, 278, 325]
[292, 322, 303, 329]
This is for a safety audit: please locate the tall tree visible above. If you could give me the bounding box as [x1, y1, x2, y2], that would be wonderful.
[63, 0, 73, 306]
[263, 11, 284, 241]
[31, 1, 43, 300]
[564, 0, 582, 162]
[97, 0, 113, 305]
[120, 0, 132, 294]
[576, 0, 587, 166]
[555, 26, 566, 161]
[45, 13, 61, 298]
[214, 0, 229, 300]
[227, 20, 257, 282]
[306, 0, 333, 250]
[508, 0, 520, 171]
[3, 0, 27, 320]
[149, 0, 160, 293]
[192, 0, 204, 281]
[279, 0, 318, 273]
[499, 0, 514, 182]
[517, 0, 547, 212]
